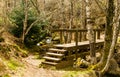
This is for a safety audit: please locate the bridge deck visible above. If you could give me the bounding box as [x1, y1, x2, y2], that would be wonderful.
[54, 39, 104, 48]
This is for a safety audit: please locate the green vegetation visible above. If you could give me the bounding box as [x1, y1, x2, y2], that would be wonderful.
[7, 58, 23, 70]
[13, 44, 28, 57]
[1, 74, 10, 77]
[9, 6, 50, 47]
[0, 17, 3, 25]
[63, 70, 94, 77]
[117, 37, 120, 43]
[63, 71, 78, 77]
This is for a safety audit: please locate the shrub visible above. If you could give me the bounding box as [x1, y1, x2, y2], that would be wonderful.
[9, 7, 50, 47]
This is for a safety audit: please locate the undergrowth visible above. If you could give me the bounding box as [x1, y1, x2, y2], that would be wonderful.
[6, 58, 23, 70]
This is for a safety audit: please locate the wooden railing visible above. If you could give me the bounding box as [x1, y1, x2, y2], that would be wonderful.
[51, 29, 104, 44]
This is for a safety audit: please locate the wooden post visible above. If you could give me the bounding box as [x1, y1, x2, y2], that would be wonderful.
[60, 30, 63, 43]
[94, 30, 96, 42]
[64, 30, 67, 43]
[72, 32, 74, 42]
[70, 31, 72, 43]
[79, 31, 82, 42]
[97, 30, 100, 39]
[75, 29, 78, 59]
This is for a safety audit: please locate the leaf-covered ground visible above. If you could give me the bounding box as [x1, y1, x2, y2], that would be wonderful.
[10, 55, 65, 77]
[9, 54, 97, 77]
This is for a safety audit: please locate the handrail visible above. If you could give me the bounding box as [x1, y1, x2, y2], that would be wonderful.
[51, 29, 104, 44]
[51, 29, 104, 32]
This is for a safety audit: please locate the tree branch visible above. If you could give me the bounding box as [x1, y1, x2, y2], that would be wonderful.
[25, 18, 40, 35]
[94, 0, 106, 15]
[30, 0, 40, 14]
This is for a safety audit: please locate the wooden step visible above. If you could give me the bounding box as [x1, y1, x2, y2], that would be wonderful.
[42, 61, 58, 65]
[43, 56, 61, 61]
[46, 52, 64, 57]
[49, 48, 66, 53]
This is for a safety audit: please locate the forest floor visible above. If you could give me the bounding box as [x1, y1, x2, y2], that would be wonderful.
[9, 54, 97, 77]
[0, 31, 101, 77]
[10, 54, 65, 77]
[1, 31, 86, 77]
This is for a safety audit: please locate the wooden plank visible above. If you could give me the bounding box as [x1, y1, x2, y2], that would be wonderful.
[75, 30, 78, 58]
[94, 31, 96, 42]
[49, 48, 66, 52]
[43, 56, 61, 61]
[42, 61, 58, 65]
[51, 29, 104, 44]
[51, 29, 104, 32]
[46, 52, 64, 57]
[54, 39, 104, 48]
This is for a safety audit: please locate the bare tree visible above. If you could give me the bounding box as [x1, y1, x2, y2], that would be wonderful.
[61, 0, 65, 28]
[2, 0, 9, 30]
[22, 0, 28, 43]
[22, 0, 42, 43]
[86, 0, 96, 64]
[30, 0, 40, 14]
[67, 0, 74, 43]
[94, 0, 106, 15]
[81, 0, 87, 41]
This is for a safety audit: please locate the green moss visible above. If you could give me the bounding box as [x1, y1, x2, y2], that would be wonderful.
[0, 17, 3, 24]
[117, 37, 120, 43]
[7, 58, 23, 70]
[63, 71, 81, 77]
[63, 70, 94, 77]
[1, 74, 10, 77]
[10, 44, 28, 57]
[34, 54, 40, 59]
[14, 44, 28, 55]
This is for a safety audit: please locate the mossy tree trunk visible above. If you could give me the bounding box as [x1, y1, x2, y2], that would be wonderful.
[99, 0, 114, 68]
[99, 0, 120, 76]
[101, 18, 120, 76]
[95, 0, 120, 77]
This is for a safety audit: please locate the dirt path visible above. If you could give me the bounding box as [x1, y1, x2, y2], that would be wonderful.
[11, 55, 65, 77]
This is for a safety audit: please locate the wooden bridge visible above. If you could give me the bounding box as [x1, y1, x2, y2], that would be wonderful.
[42, 29, 104, 68]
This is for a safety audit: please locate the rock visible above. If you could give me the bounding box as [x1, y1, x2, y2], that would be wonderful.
[77, 71, 97, 77]
[107, 59, 120, 75]
[114, 53, 120, 64]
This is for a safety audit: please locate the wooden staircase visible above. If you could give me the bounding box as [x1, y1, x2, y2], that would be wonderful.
[42, 40, 104, 68]
[42, 48, 67, 66]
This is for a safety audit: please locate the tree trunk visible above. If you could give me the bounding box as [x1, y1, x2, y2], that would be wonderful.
[81, 0, 87, 41]
[30, 0, 40, 14]
[86, 0, 96, 64]
[22, 0, 28, 43]
[60, 0, 67, 43]
[100, 0, 120, 76]
[13, 0, 17, 8]
[67, 0, 74, 43]
[101, 20, 120, 75]
[3, 0, 7, 27]
[61, 0, 65, 28]
[99, 0, 114, 68]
